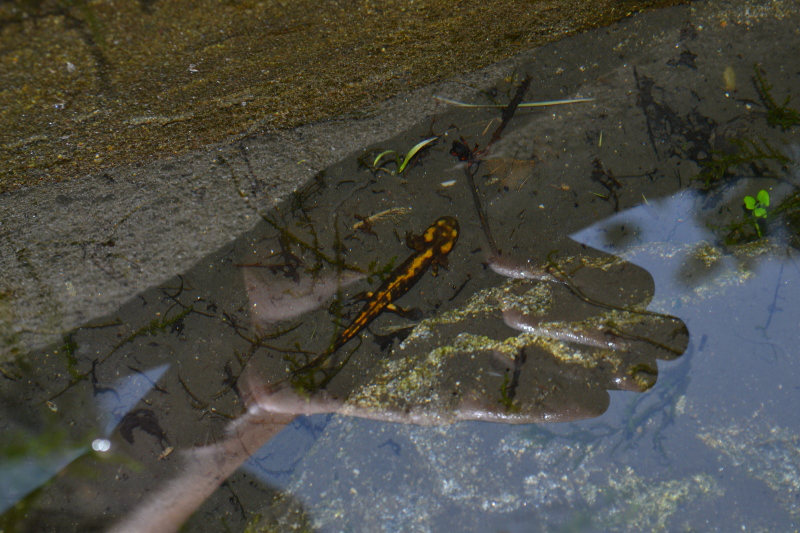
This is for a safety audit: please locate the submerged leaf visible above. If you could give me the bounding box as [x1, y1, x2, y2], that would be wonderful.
[372, 149, 397, 168]
[757, 189, 770, 207]
[397, 136, 438, 173]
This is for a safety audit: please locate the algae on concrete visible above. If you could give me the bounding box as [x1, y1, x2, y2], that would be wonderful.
[0, 0, 685, 193]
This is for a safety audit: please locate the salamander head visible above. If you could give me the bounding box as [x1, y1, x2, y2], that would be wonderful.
[422, 216, 459, 255]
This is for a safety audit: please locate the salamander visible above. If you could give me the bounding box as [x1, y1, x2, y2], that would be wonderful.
[330, 215, 459, 353]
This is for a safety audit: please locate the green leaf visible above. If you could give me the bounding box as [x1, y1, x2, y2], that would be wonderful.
[754, 207, 767, 218]
[397, 136, 438, 174]
[744, 196, 756, 210]
[757, 189, 770, 207]
[372, 150, 397, 168]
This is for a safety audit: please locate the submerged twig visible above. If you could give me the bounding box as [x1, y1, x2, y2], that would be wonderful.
[452, 76, 535, 256]
[352, 207, 412, 231]
[489, 75, 532, 147]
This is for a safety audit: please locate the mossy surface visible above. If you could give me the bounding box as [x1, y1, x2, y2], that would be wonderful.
[0, 0, 684, 192]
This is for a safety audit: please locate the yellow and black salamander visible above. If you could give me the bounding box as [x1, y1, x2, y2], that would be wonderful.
[330, 215, 459, 353]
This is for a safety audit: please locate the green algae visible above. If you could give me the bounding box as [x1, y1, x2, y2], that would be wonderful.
[343, 265, 685, 420]
[754, 64, 800, 131]
[700, 422, 800, 517]
[580, 468, 721, 530]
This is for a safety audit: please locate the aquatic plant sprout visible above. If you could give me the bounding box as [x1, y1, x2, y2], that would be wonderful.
[743, 189, 770, 238]
[744, 189, 770, 218]
[367, 96, 593, 176]
[371, 136, 439, 174]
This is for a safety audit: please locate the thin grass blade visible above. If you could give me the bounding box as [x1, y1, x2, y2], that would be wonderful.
[397, 136, 438, 173]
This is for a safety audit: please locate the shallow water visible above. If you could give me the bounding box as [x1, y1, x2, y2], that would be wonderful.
[2, 3, 800, 532]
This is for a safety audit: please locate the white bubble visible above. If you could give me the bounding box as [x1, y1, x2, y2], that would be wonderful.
[91, 439, 111, 453]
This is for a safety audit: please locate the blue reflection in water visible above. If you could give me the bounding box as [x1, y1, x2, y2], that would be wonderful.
[572, 186, 796, 395]
[570, 189, 731, 299]
[96, 363, 170, 436]
[0, 446, 85, 515]
[0, 363, 170, 514]
[242, 414, 332, 486]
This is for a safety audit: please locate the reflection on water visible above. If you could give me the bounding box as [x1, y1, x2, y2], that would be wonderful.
[0, 363, 169, 521]
[0, 164, 795, 532]
[3, 5, 800, 531]
[0, 95, 689, 532]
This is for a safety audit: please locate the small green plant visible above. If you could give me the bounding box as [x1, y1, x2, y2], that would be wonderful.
[363, 136, 438, 175]
[743, 189, 770, 237]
